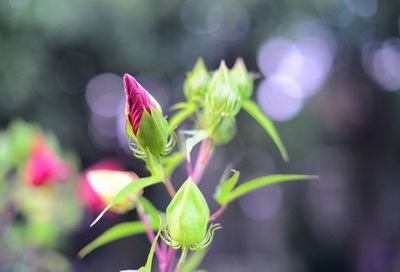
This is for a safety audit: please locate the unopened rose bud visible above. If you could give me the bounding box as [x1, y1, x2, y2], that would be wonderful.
[230, 58, 253, 99]
[84, 169, 142, 214]
[206, 61, 241, 117]
[124, 74, 171, 157]
[183, 58, 210, 103]
[166, 177, 209, 248]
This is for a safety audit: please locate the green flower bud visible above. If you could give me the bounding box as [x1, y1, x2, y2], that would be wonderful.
[211, 117, 237, 145]
[206, 61, 241, 117]
[166, 177, 210, 248]
[230, 58, 254, 99]
[184, 58, 211, 103]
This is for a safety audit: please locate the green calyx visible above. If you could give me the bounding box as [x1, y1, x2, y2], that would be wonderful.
[206, 61, 241, 118]
[166, 178, 210, 248]
[135, 108, 172, 159]
[230, 58, 254, 99]
[210, 116, 237, 145]
[184, 58, 211, 104]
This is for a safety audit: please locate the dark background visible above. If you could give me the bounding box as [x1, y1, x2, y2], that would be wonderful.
[1, 0, 400, 271]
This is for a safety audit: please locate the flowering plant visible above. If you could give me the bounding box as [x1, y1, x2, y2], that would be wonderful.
[79, 58, 316, 271]
[0, 120, 82, 271]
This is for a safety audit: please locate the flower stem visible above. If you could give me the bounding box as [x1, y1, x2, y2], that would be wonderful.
[192, 138, 214, 184]
[164, 175, 176, 198]
[136, 203, 164, 266]
[209, 205, 227, 222]
[174, 248, 188, 272]
[163, 247, 176, 272]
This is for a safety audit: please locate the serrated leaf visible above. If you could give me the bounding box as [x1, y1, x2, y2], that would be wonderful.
[168, 103, 197, 131]
[181, 249, 208, 272]
[162, 152, 185, 177]
[242, 100, 289, 162]
[90, 176, 162, 227]
[214, 170, 240, 205]
[227, 175, 318, 203]
[79, 221, 158, 258]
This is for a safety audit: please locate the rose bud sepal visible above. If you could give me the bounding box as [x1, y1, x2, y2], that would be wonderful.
[206, 61, 241, 118]
[184, 58, 211, 103]
[230, 58, 254, 99]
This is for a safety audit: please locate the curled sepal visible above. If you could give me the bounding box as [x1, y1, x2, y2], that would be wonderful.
[230, 58, 254, 99]
[206, 61, 241, 118]
[163, 177, 220, 251]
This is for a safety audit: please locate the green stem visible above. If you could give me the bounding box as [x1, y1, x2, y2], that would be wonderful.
[175, 248, 188, 272]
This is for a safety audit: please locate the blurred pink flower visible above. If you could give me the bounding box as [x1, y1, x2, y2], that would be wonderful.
[79, 160, 141, 214]
[24, 136, 71, 187]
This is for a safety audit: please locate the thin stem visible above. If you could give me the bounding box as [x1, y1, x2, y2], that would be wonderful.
[163, 247, 176, 272]
[174, 248, 188, 272]
[136, 203, 164, 265]
[209, 205, 227, 222]
[164, 175, 176, 198]
[192, 138, 214, 184]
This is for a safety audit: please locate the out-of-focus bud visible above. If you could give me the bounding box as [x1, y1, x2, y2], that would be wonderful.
[183, 58, 210, 103]
[211, 117, 237, 145]
[166, 177, 210, 248]
[24, 136, 70, 187]
[82, 167, 142, 214]
[124, 74, 170, 157]
[206, 61, 241, 117]
[78, 159, 124, 213]
[230, 58, 254, 99]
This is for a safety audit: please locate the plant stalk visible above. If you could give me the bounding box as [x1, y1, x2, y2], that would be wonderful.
[192, 138, 214, 183]
[174, 248, 188, 272]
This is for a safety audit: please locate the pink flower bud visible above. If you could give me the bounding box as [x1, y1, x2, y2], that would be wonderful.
[24, 136, 70, 187]
[124, 73, 159, 135]
[79, 160, 142, 214]
[78, 159, 124, 213]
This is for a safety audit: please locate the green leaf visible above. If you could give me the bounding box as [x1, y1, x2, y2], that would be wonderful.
[139, 196, 164, 224]
[181, 130, 208, 160]
[227, 175, 318, 203]
[214, 170, 240, 205]
[132, 228, 162, 272]
[181, 249, 208, 272]
[162, 152, 185, 177]
[79, 221, 158, 258]
[168, 103, 197, 131]
[242, 100, 289, 162]
[90, 176, 162, 227]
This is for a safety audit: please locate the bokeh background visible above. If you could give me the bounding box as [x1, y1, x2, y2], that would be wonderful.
[1, 0, 400, 271]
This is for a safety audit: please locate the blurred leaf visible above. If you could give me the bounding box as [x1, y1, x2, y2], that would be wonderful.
[79, 221, 158, 258]
[181, 130, 208, 160]
[128, 228, 162, 272]
[214, 170, 240, 205]
[227, 175, 318, 203]
[90, 176, 162, 227]
[162, 152, 185, 177]
[168, 103, 197, 131]
[182, 249, 208, 272]
[242, 100, 289, 162]
[139, 196, 164, 223]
